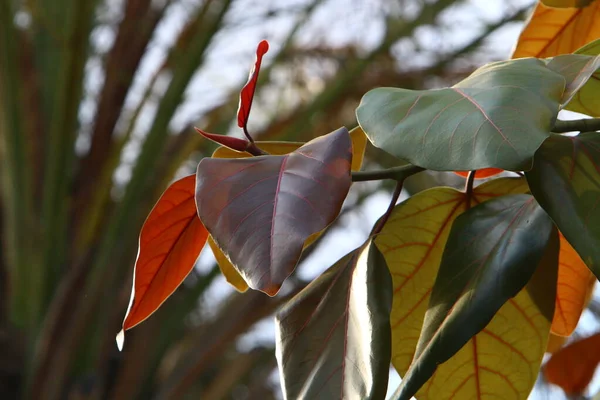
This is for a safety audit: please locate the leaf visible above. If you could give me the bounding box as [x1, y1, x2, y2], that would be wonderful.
[357, 58, 564, 172]
[237, 40, 269, 129]
[551, 232, 596, 336]
[376, 177, 530, 375]
[117, 175, 208, 349]
[526, 132, 600, 279]
[546, 333, 568, 353]
[454, 168, 504, 179]
[207, 236, 248, 292]
[207, 127, 366, 292]
[541, 0, 594, 7]
[275, 240, 392, 400]
[544, 332, 600, 395]
[211, 125, 368, 172]
[195, 127, 249, 152]
[512, 1, 600, 58]
[567, 39, 600, 117]
[392, 194, 556, 400]
[544, 53, 600, 109]
[195, 127, 352, 295]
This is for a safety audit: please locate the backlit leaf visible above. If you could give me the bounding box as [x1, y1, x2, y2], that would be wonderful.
[544, 332, 600, 395]
[195, 127, 352, 295]
[552, 233, 596, 336]
[392, 194, 557, 400]
[526, 132, 600, 279]
[545, 53, 600, 109]
[377, 177, 558, 399]
[567, 39, 600, 117]
[207, 236, 248, 292]
[211, 125, 368, 172]
[275, 240, 392, 400]
[541, 0, 594, 7]
[512, 1, 600, 58]
[207, 127, 366, 292]
[118, 175, 208, 348]
[546, 332, 569, 353]
[357, 58, 564, 172]
[237, 40, 269, 129]
[454, 168, 504, 179]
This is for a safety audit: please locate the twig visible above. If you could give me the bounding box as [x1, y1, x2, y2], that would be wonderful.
[370, 180, 403, 236]
[351, 164, 424, 182]
[552, 118, 600, 133]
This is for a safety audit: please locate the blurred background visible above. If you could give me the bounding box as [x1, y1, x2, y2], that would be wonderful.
[1, 0, 598, 398]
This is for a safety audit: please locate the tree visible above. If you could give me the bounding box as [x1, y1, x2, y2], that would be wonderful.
[121, 0, 600, 399]
[1, 0, 598, 399]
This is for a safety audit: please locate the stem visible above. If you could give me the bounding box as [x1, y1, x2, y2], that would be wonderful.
[245, 141, 268, 156]
[243, 126, 255, 143]
[464, 170, 476, 209]
[351, 164, 424, 182]
[552, 118, 600, 133]
[371, 181, 403, 236]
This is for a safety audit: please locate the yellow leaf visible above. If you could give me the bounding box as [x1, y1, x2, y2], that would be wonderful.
[541, 0, 594, 8]
[546, 332, 568, 353]
[552, 233, 596, 336]
[377, 177, 552, 399]
[211, 126, 368, 172]
[512, 1, 600, 58]
[567, 39, 600, 117]
[207, 236, 248, 292]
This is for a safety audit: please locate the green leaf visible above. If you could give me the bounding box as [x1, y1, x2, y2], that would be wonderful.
[526, 132, 600, 279]
[275, 240, 392, 400]
[357, 58, 565, 171]
[392, 194, 556, 400]
[195, 127, 352, 296]
[545, 53, 600, 109]
[566, 39, 600, 117]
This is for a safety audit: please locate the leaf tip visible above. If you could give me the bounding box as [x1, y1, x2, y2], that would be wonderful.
[195, 127, 249, 152]
[116, 329, 125, 351]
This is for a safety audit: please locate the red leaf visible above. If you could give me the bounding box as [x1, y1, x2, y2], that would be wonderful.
[544, 332, 600, 395]
[237, 40, 269, 129]
[195, 127, 249, 152]
[195, 127, 352, 296]
[117, 175, 208, 349]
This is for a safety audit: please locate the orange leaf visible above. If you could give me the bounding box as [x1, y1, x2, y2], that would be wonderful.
[544, 332, 600, 395]
[546, 333, 568, 353]
[551, 233, 596, 336]
[117, 175, 208, 349]
[512, 1, 600, 58]
[454, 168, 504, 179]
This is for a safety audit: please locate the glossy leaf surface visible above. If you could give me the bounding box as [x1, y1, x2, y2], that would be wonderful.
[526, 133, 600, 279]
[544, 332, 600, 395]
[552, 233, 596, 336]
[196, 127, 352, 295]
[237, 40, 269, 128]
[275, 240, 392, 400]
[118, 175, 208, 347]
[512, 1, 600, 58]
[392, 194, 556, 400]
[357, 58, 564, 172]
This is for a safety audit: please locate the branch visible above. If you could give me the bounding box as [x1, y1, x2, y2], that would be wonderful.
[552, 118, 600, 133]
[351, 164, 424, 182]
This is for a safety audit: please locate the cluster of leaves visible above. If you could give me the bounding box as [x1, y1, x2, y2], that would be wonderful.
[120, 1, 600, 398]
